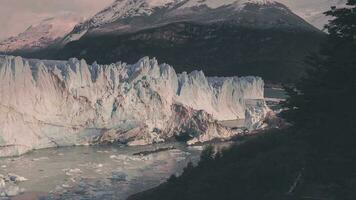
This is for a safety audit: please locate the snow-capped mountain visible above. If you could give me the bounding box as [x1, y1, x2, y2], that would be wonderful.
[63, 0, 348, 44]
[0, 55, 269, 157]
[0, 14, 82, 52]
[63, 0, 299, 44]
[4, 0, 326, 83]
[49, 0, 324, 83]
[1, 0, 344, 52]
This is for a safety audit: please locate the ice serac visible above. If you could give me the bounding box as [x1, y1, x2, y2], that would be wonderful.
[0, 55, 269, 157]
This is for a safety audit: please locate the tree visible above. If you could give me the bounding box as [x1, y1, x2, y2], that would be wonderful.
[283, 0, 356, 150]
[282, 2, 356, 198]
[199, 145, 215, 164]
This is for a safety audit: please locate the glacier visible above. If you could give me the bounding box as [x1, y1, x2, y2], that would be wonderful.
[0, 55, 269, 157]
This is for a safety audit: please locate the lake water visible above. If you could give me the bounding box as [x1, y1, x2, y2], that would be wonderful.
[0, 142, 234, 200]
[264, 87, 288, 100]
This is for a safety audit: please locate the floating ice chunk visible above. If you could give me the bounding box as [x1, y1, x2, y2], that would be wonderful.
[0, 178, 5, 188]
[110, 154, 150, 162]
[187, 145, 204, 151]
[32, 157, 50, 161]
[0, 174, 26, 197]
[7, 173, 28, 183]
[63, 168, 82, 176]
[62, 184, 71, 188]
[3, 185, 21, 196]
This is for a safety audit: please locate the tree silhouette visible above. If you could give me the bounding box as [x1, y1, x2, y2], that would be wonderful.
[283, 0, 356, 150]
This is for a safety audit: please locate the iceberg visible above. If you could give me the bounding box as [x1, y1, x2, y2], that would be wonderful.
[0, 55, 269, 157]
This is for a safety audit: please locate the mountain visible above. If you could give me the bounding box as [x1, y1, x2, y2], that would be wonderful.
[62, 0, 244, 43]
[62, 0, 321, 44]
[63, 0, 346, 37]
[0, 14, 82, 53]
[9, 0, 326, 83]
[279, 0, 347, 30]
[0, 55, 269, 157]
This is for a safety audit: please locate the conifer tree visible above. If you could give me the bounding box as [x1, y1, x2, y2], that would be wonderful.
[283, 0, 356, 150]
[283, 2, 356, 198]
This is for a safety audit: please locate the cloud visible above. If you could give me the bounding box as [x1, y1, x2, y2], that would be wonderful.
[0, 0, 114, 40]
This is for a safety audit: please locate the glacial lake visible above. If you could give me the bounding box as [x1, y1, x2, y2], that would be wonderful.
[0, 142, 233, 200]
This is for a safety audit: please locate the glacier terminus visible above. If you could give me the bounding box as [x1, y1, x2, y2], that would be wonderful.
[0, 55, 270, 157]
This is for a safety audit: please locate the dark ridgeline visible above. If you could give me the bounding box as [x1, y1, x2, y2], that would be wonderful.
[57, 23, 323, 83]
[129, 1, 356, 199]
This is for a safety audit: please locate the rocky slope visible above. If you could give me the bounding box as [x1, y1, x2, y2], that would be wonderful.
[0, 55, 269, 157]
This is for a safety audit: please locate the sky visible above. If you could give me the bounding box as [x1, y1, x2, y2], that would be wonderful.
[0, 0, 114, 40]
[278, 0, 346, 29]
[0, 0, 346, 40]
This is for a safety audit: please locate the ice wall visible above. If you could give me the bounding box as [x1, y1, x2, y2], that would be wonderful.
[0, 55, 269, 157]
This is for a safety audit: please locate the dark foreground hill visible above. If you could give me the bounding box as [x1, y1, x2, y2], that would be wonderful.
[128, 128, 356, 200]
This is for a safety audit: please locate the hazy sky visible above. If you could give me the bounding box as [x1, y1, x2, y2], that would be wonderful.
[0, 0, 114, 40]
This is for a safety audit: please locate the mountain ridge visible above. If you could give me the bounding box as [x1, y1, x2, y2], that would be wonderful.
[63, 0, 317, 44]
[2, 0, 325, 83]
[0, 14, 82, 53]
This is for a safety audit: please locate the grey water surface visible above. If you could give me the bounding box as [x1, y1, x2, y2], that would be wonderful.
[0, 142, 226, 200]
